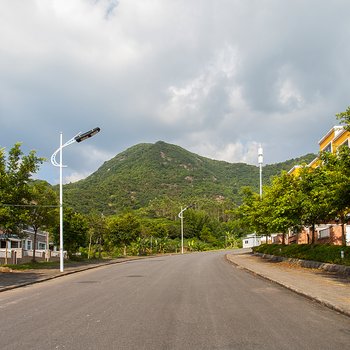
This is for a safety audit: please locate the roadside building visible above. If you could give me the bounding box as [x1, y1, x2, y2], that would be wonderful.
[287, 126, 350, 246]
[0, 227, 59, 264]
[242, 233, 261, 248]
[289, 125, 350, 176]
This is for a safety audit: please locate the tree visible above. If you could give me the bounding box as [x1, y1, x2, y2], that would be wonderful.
[298, 166, 334, 244]
[107, 213, 141, 255]
[264, 172, 302, 245]
[86, 212, 108, 259]
[320, 147, 350, 245]
[336, 105, 350, 131]
[52, 207, 89, 258]
[27, 181, 59, 262]
[0, 143, 43, 239]
[238, 187, 273, 241]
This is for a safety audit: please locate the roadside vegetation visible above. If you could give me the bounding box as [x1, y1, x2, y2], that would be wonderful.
[253, 244, 350, 266]
[1, 107, 350, 268]
[0, 144, 243, 266]
[237, 107, 350, 248]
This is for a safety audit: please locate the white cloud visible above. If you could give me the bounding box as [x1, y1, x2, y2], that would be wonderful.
[278, 79, 304, 109]
[192, 141, 260, 165]
[157, 45, 241, 127]
[63, 171, 89, 184]
[1, 0, 350, 183]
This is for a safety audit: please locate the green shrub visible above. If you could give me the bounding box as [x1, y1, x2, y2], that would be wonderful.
[253, 244, 350, 265]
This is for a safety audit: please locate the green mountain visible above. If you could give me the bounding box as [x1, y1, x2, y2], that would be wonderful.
[63, 141, 315, 214]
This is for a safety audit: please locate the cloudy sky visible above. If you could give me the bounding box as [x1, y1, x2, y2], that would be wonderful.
[1, 0, 350, 184]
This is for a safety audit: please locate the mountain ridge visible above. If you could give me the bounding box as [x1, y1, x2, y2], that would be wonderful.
[63, 141, 316, 214]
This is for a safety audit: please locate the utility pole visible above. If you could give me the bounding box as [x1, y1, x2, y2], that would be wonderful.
[258, 145, 263, 199]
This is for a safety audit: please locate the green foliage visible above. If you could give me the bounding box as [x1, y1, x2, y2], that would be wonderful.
[27, 180, 59, 261]
[3, 261, 60, 270]
[238, 187, 272, 237]
[0, 143, 44, 237]
[62, 141, 314, 215]
[86, 212, 108, 259]
[238, 142, 350, 246]
[52, 207, 89, 258]
[336, 105, 350, 131]
[253, 244, 350, 265]
[106, 212, 142, 254]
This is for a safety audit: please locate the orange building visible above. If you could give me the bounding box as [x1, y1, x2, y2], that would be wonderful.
[286, 125, 350, 245]
[289, 125, 350, 175]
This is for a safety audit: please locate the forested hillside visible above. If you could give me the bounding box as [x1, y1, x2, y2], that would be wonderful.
[63, 141, 315, 214]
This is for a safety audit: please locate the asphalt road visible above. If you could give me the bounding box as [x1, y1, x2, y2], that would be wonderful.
[1, 251, 350, 350]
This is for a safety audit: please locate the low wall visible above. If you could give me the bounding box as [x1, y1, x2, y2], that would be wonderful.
[0, 249, 60, 265]
[254, 252, 350, 276]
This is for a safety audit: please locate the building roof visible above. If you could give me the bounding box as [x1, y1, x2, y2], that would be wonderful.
[318, 125, 344, 146]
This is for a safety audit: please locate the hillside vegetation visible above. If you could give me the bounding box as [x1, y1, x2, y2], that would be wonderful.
[63, 141, 315, 214]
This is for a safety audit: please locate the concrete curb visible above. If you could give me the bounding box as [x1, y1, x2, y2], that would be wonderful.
[225, 253, 350, 318]
[254, 252, 350, 276]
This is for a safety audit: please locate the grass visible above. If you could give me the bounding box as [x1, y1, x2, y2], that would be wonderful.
[2, 261, 60, 270]
[1, 258, 110, 270]
[253, 244, 350, 265]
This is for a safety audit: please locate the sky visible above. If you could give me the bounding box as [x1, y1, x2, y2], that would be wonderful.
[1, 0, 350, 184]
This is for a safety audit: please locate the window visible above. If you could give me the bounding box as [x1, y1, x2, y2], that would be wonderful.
[318, 228, 330, 239]
[322, 143, 332, 153]
[11, 241, 20, 248]
[26, 240, 32, 250]
[38, 242, 46, 250]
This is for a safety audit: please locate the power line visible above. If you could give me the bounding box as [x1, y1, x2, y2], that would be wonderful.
[0, 204, 59, 208]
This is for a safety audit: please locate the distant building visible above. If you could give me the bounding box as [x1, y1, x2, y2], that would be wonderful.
[289, 125, 350, 175]
[242, 234, 261, 248]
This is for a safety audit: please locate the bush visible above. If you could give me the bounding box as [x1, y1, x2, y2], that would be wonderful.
[253, 244, 350, 265]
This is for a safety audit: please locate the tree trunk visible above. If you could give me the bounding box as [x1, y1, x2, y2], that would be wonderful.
[88, 232, 92, 259]
[5, 239, 8, 265]
[282, 232, 285, 245]
[98, 238, 102, 259]
[341, 220, 346, 246]
[32, 228, 37, 263]
[311, 223, 315, 244]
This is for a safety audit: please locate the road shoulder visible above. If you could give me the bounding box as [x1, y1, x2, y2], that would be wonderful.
[226, 252, 350, 317]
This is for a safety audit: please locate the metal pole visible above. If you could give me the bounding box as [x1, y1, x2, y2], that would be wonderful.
[258, 145, 263, 199]
[59, 132, 64, 272]
[51, 128, 100, 272]
[259, 163, 262, 198]
[180, 206, 184, 254]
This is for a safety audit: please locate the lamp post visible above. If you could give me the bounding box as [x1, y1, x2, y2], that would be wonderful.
[258, 145, 263, 199]
[51, 127, 100, 272]
[178, 204, 194, 254]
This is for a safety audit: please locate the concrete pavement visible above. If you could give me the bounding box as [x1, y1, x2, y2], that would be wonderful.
[226, 251, 350, 317]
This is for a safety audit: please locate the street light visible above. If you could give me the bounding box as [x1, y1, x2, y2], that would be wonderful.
[258, 145, 263, 199]
[51, 127, 100, 272]
[178, 204, 194, 254]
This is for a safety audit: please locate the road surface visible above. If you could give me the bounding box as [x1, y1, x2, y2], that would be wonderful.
[1, 251, 350, 349]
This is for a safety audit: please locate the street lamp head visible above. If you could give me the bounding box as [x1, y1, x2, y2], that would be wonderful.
[75, 127, 101, 143]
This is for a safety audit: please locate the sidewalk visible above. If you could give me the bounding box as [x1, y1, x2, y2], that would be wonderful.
[226, 252, 350, 317]
[0, 257, 143, 292]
